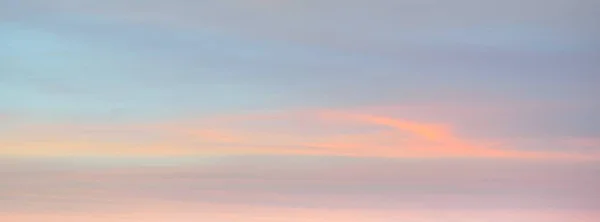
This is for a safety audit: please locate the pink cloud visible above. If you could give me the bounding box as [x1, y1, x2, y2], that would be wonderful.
[1, 108, 596, 160]
[1, 202, 598, 222]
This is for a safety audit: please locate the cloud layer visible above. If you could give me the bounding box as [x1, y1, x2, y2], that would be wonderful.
[1, 0, 599, 221]
[2, 109, 597, 159]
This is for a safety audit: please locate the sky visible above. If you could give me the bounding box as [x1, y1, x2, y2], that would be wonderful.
[1, 0, 600, 221]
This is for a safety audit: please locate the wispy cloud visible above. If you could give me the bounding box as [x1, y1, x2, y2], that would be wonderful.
[8, 0, 598, 53]
[1, 108, 597, 159]
[1, 0, 598, 220]
[1, 157, 599, 216]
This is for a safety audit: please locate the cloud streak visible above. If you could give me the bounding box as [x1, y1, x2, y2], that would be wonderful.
[1, 1, 598, 220]
[9, 0, 599, 53]
[1, 157, 599, 215]
[1, 109, 597, 160]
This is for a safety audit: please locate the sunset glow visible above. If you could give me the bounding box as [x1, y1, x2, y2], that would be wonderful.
[1, 0, 599, 221]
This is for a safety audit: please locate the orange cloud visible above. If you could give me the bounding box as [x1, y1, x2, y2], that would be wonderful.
[316, 111, 450, 140]
[0, 109, 595, 160]
[313, 110, 594, 159]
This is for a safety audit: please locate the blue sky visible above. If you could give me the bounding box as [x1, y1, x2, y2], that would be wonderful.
[1, 0, 599, 221]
